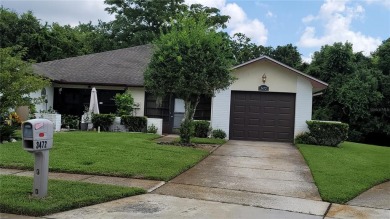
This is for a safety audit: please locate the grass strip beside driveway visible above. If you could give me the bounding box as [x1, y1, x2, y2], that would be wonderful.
[0, 175, 145, 216]
[298, 141, 390, 203]
[0, 132, 209, 181]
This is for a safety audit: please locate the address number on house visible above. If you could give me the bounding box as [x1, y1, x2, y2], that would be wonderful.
[35, 141, 48, 149]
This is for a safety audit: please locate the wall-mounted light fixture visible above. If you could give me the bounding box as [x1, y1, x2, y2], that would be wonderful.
[58, 87, 62, 94]
[262, 74, 267, 83]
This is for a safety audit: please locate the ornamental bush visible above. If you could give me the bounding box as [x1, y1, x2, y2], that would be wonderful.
[304, 120, 349, 147]
[61, 114, 79, 129]
[294, 132, 317, 145]
[121, 116, 147, 132]
[192, 120, 211, 138]
[212, 129, 227, 139]
[180, 119, 194, 144]
[114, 92, 135, 116]
[91, 114, 115, 131]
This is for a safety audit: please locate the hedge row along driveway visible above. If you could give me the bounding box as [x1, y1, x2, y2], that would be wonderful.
[0, 132, 209, 181]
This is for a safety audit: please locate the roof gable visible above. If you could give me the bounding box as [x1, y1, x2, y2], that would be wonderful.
[232, 56, 328, 92]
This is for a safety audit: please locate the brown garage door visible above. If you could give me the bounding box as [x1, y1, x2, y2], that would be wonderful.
[230, 91, 296, 142]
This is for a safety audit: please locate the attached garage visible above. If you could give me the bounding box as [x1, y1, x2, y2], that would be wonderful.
[230, 91, 295, 142]
[211, 56, 328, 142]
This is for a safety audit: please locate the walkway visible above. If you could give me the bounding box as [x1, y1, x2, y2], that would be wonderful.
[0, 168, 164, 192]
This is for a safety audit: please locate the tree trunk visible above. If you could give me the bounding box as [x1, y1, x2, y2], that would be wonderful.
[180, 96, 200, 144]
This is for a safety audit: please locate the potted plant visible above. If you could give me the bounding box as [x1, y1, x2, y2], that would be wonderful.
[80, 106, 90, 131]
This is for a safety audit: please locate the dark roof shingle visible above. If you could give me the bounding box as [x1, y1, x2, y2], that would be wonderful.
[33, 44, 152, 87]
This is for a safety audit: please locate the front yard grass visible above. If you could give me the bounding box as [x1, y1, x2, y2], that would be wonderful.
[0, 132, 209, 181]
[0, 175, 145, 216]
[298, 141, 390, 203]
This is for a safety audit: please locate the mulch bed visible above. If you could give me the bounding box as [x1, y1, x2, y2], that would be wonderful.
[157, 142, 218, 152]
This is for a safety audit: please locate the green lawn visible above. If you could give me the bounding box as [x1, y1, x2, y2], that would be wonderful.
[298, 142, 390, 203]
[0, 132, 209, 181]
[0, 175, 145, 216]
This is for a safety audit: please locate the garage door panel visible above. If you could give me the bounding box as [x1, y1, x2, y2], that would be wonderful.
[230, 91, 295, 142]
[248, 118, 260, 125]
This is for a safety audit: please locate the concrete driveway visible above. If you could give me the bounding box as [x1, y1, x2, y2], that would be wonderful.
[155, 140, 328, 215]
[44, 141, 331, 218]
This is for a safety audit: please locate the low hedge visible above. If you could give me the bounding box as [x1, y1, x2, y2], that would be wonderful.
[212, 129, 227, 139]
[61, 114, 79, 129]
[295, 120, 349, 147]
[192, 120, 211, 138]
[91, 114, 115, 131]
[121, 116, 147, 132]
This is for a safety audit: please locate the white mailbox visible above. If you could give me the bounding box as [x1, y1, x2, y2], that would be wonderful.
[22, 119, 53, 152]
[22, 119, 54, 198]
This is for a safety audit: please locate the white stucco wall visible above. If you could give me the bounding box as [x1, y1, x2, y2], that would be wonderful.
[127, 87, 145, 117]
[210, 88, 231, 139]
[231, 60, 297, 93]
[30, 85, 54, 113]
[294, 76, 313, 136]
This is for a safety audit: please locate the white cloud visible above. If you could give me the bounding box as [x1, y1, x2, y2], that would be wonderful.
[298, 0, 382, 56]
[302, 53, 314, 64]
[2, 0, 113, 26]
[185, 0, 268, 45]
[266, 11, 275, 18]
[365, 0, 390, 9]
[302, 15, 316, 23]
[185, 0, 226, 9]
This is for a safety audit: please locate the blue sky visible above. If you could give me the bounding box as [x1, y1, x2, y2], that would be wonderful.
[2, 0, 390, 62]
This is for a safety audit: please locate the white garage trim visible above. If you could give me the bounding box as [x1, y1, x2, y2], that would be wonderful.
[294, 76, 313, 136]
[211, 88, 231, 139]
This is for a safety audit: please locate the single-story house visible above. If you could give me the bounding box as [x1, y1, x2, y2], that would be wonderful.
[26, 44, 327, 142]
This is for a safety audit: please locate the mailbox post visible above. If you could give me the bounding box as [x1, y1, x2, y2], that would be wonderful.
[22, 119, 54, 198]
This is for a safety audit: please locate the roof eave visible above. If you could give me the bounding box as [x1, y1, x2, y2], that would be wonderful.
[53, 80, 144, 87]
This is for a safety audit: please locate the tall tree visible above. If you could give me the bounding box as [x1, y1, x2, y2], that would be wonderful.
[373, 38, 390, 75]
[103, 0, 229, 47]
[271, 44, 302, 69]
[230, 33, 272, 65]
[144, 14, 235, 144]
[307, 42, 387, 142]
[0, 47, 49, 116]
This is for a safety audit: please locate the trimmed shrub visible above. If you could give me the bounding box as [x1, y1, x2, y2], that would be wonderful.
[147, 124, 158, 134]
[192, 120, 211, 138]
[212, 129, 226, 139]
[0, 125, 16, 142]
[121, 116, 147, 132]
[306, 120, 349, 147]
[294, 132, 316, 145]
[61, 114, 79, 129]
[91, 114, 115, 131]
[180, 119, 194, 144]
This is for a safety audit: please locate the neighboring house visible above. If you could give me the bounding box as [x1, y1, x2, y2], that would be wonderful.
[27, 44, 327, 142]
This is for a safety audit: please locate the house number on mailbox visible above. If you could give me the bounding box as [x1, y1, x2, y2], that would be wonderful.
[35, 141, 48, 149]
